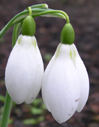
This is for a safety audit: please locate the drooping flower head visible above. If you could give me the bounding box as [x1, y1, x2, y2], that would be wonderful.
[5, 10, 44, 104]
[5, 35, 44, 104]
[42, 23, 89, 123]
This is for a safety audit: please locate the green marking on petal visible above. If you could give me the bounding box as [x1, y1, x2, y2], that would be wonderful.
[31, 39, 36, 48]
[70, 50, 72, 59]
[55, 44, 61, 59]
[70, 49, 76, 67]
[18, 36, 22, 44]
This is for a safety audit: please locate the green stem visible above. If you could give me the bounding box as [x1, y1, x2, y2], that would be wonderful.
[1, 92, 12, 127]
[0, 8, 68, 40]
[0, 9, 46, 39]
[33, 9, 69, 23]
[1, 17, 20, 127]
[30, 3, 48, 9]
[28, 7, 32, 16]
[0, 10, 28, 39]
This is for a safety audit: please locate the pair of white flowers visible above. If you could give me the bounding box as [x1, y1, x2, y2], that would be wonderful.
[5, 35, 89, 123]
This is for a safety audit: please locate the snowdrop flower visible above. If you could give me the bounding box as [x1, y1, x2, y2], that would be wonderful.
[5, 35, 44, 104]
[42, 43, 89, 123]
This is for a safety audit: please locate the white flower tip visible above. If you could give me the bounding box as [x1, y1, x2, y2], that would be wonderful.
[14, 99, 23, 105]
[51, 109, 76, 124]
[77, 93, 89, 112]
[8, 92, 24, 104]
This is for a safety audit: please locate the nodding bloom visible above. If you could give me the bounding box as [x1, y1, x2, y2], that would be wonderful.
[5, 35, 44, 104]
[42, 43, 89, 124]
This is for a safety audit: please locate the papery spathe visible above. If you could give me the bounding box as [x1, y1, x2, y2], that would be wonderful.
[42, 43, 89, 123]
[5, 35, 44, 104]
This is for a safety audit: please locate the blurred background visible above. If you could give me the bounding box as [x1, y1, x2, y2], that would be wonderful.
[0, 0, 99, 127]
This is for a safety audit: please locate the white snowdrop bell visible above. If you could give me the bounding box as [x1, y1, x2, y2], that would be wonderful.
[42, 43, 89, 123]
[5, 35, 44, 104]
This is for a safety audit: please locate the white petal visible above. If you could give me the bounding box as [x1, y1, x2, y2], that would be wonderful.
[5, 35, 43, 104]
[42, 55, 55, 111]
[42, 43, 80, 123]
[72, 44, 89, 112]
[25, 37, 44, 104]
[42, 44, 60, 111]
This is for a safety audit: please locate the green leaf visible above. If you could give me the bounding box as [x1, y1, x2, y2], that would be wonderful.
[41, 103, 47, 110]
[32, 98, 42, 106]
[44, 53, 52, 61]
[37, 116, 45, 122]
[0, 95, 5, 103]
[8, 118, 13, 124]
[31, 107, 43, 115]
[23, 118, 38, 125]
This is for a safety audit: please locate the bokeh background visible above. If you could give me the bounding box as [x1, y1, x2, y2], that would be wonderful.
[0, 0, 99, 127]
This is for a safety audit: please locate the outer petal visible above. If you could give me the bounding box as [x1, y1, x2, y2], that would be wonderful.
[25, 37, 44, 104]
[42, 44, 61, 111]
[42, 43, 80, 123]
[5, 35, 44, 104]
[72, 44, 89, 112]
[42, 56, 55, 111]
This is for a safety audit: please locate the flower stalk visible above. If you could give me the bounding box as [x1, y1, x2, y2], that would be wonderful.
[0, 4, 69, 40]
[1, 92, 12, 127]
